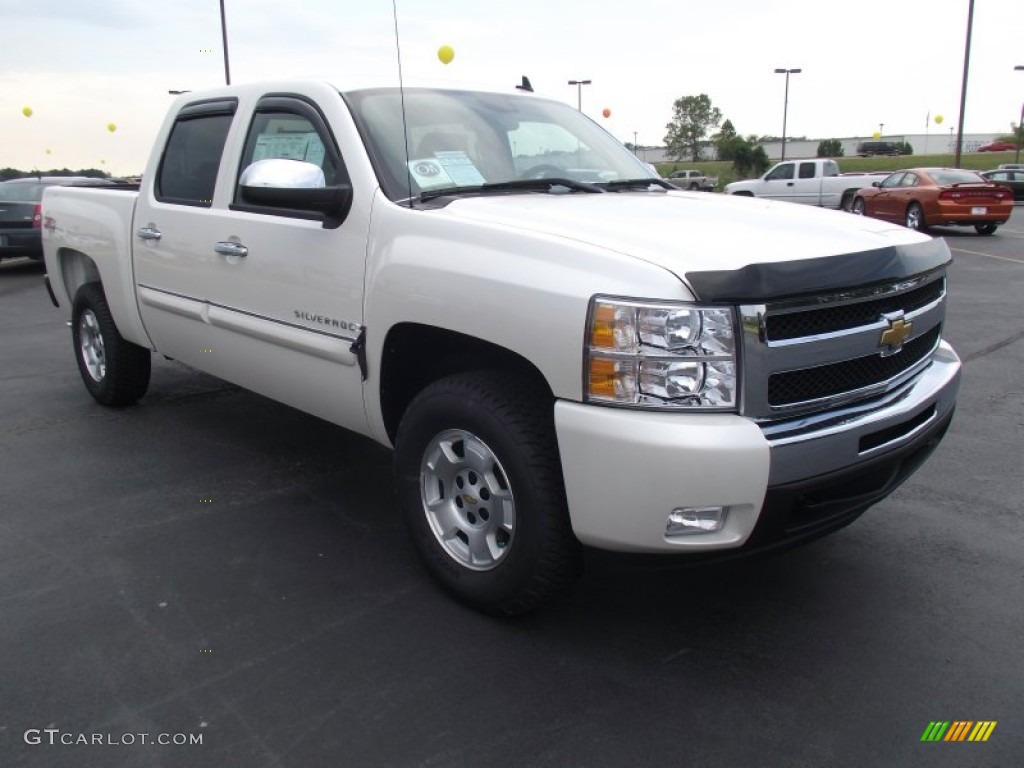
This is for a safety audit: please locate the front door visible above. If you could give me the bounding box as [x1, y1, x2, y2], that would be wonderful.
[760, 162, 798, 203]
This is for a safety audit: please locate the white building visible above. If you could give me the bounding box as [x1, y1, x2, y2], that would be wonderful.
[641, 133, 1000, 164]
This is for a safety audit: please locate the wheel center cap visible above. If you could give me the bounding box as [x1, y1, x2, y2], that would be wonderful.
[461, 494, 478, 506]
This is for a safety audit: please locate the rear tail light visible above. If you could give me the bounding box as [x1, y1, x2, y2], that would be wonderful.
[32, 204, 42, 228]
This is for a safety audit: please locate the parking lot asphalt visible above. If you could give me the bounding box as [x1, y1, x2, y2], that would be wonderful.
[1, 211, 1022, 768]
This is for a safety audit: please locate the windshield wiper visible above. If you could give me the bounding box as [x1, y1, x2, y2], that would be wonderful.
[600, 178, 674, 192]
[418, 177, 603, 202]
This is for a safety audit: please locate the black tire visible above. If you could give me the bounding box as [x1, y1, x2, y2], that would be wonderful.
[71, 283, 151, 406]
[905, 202, 926, 232]
[974, 223, 997, 235]
[394, 371, 582, 615]
[688, 182, 699, 190]
[851, 197, 866, 215]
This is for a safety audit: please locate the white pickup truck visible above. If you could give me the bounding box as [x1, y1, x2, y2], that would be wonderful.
[42, 81, 960, 615]
[724, 158, 880, 210]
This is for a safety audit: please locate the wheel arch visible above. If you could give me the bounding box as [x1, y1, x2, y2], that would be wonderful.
[840, 188, 860, 211]
[379, 322, 553, 443]
[55, 248, 102, 308]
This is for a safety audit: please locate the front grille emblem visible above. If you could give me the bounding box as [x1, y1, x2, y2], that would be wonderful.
[879, 311, 913, 356]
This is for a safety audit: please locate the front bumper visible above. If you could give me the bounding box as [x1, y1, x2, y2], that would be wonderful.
[555, 341, 961, 554]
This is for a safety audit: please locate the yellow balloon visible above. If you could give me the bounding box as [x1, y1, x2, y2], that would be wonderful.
[101, 159, 107, 164]
[437, 45, 454, 65]
[107, 123, 117, 133]
[22, 106, 33, 117]
[872, 131, 881, 139]
[46, 148, 52, 155]
[934, 114, 944, 125]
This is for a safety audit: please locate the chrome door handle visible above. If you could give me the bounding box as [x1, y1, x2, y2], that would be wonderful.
[137, 227, 162, 241]
[214, 241, 248, 257]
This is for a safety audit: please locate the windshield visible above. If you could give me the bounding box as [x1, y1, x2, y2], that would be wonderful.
[343, 88, 655, 202]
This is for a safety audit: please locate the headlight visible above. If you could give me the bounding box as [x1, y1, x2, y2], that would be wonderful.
[585, 297, 737, 409]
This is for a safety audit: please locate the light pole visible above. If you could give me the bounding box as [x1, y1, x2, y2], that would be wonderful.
[1015, 65, 1023, 165]
[774, 68, 801, 161]
[568, 79, 591, 111]
[953, 0, 975, 168]
[219, 0, 232, 85]
[879, 123, 884, 136]
[633, 131, 638, 155]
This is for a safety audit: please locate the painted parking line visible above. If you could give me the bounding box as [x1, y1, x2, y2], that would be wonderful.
[949, 246, 1024, 264]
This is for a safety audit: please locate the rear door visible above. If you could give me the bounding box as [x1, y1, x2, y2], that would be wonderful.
[789, 161, 822, 204]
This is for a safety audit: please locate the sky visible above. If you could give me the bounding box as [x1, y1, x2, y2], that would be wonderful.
[1, 0, 1022, 176]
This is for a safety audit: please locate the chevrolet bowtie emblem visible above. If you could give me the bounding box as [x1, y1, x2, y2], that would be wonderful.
[879, 312, 913, 356]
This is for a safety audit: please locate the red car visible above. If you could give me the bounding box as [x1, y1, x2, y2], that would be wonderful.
[977, 141, 1017, 152]
[850, 168, 1013, 235]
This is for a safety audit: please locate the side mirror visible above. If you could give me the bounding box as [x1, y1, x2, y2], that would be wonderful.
[238, 158, 352, 228]
[872, 181, 881, 188]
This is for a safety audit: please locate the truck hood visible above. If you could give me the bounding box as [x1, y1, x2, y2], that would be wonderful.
[433, 190, 944, 300]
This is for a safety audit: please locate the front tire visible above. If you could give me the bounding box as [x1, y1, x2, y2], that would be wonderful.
[394, 371, 581, 615]
[905, 202, 926, 232]
[974, 223, 997, 235]
[72, 283, 151, 406]
[851, 197, 866, 215]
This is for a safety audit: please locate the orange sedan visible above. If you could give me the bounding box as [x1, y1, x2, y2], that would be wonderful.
[850, 168, 1013, 235]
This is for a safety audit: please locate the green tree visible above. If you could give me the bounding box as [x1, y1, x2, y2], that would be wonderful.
[664, 94, 722, 162]
[816, 139, 845, 158]
[714, 119, 743, 161]
[732, 137, 771, 178]
[899, 141, 914, 156]
[996, 123, 1023, 147]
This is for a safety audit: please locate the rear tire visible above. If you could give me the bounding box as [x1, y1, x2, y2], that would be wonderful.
[905, 203, 926, 232]
[974, 223, 997, 235]
[72, 283, 151, 406]
[394, 371, 581, 615]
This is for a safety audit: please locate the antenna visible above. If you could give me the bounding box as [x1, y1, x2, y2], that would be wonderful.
[391, 0, 414, 207]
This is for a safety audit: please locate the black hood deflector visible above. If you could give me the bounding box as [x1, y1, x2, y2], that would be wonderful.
[684, 238, 951, 303]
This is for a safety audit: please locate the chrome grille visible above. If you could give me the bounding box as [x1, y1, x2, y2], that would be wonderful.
[767, 326, 940, 406]
[766, 279, 944, 341]
[739, 272, 947, 421]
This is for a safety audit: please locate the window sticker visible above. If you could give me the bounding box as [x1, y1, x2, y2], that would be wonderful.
[409, 151, 486, 189]
[253, 132, 325, 166]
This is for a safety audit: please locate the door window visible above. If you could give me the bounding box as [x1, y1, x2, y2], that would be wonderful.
[234, 98, 348, 219]
[798, 162, 817, 179]
[765, 163, 794, 181]
[157, 113, 234, 206]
